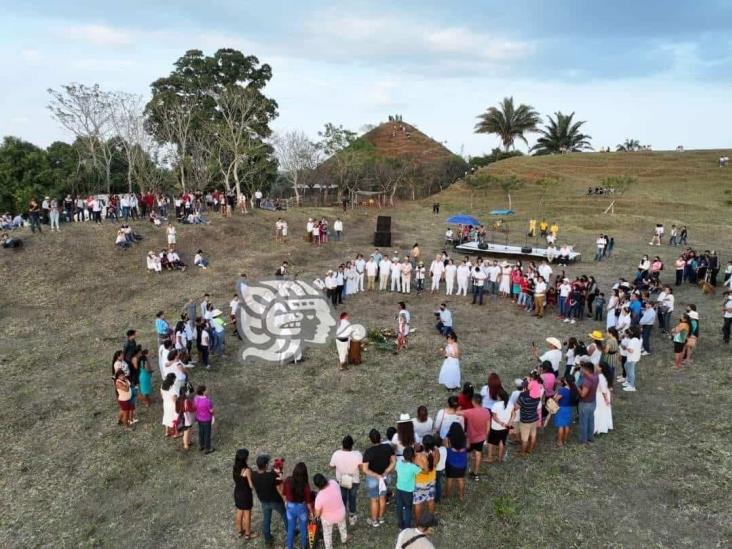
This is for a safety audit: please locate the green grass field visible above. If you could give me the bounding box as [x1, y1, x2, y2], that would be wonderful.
[1, 149, 731, 548]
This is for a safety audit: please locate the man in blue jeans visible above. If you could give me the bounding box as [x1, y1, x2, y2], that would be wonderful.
[577, 361, 598, 445]
[471, 267, 486, 305]
[251, 455, 288, 544]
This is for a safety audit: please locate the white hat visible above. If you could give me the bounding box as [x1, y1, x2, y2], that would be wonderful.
[211, 309, 223, 318]
[397, 413, 411, 423]
[546, 337, 561, 349]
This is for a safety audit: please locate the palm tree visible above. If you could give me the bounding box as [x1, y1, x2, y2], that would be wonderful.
[616, 138, 641, 152]
[531, 111, 592, 155]
[475, 97, 541, 152]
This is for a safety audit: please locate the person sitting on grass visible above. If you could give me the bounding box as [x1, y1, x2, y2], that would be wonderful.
[147, 251, 162, 273]
[194, 249, 209, 269]
[167, 248, 186, 271]
[115, 228, 131, 249]
[1, 232, 22, 249]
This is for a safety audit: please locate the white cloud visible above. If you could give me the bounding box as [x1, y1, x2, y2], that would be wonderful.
[303, 11, 534, 69]
[64, 24, 134, 47]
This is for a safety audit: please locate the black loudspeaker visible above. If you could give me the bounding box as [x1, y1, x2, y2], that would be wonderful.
[374, 231, 392, 247]
[521, 246, 533, 254]
[376, 216, 391, 232]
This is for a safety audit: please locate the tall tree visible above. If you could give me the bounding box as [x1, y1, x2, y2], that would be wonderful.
[317, 123, 357, 158]
[145, 49, 278, 190]
[532, 111, 592, 155]
[475, 97, 541, 152]
[109, 92, 150, 192]
[47, 83, 115, 192]
[274, 130, 320, 206]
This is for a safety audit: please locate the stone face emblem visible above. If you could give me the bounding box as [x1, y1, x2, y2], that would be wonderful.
[236, 279, 337, 363]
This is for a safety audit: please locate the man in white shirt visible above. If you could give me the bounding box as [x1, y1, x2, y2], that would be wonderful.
[355, 254, 366, 291]
[429, 255, 444, 293]
[534, 337, 562, 373]
[390, 257, 402, 292]
[533, 277, 548, 318]
[325, 271, 338, 306]
[471, 266, 486, 305]
[379, 256, 391, 291]
[456, 261, 470, 296]
[333, 218, 343, 241]
[595, 234, 606, 261]
[254, 189, 263, 208]
[365, 256, 378, 290]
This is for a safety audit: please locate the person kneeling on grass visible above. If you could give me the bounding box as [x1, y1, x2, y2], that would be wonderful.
[194, 249, 209, 269]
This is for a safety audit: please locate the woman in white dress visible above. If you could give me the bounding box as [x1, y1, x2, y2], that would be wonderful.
[606, 289, 620, 330]
[499, 264, 511, 296]
[166, 223, 176, 246]
[444, 259, 457, 295]
[161, 373, 179, 437]
[594, 365, 613, 434]
[438, 333, 461, 390]
[345, 261, 357, 295]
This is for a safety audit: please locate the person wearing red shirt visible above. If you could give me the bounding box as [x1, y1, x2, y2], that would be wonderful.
[457, 394, 491, 481]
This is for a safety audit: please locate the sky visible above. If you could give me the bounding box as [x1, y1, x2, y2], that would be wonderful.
[1, 0, 731, 156]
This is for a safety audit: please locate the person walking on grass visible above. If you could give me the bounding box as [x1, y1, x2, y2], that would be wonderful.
[193, 385, 215, 453]
[233, 448, 257, 540]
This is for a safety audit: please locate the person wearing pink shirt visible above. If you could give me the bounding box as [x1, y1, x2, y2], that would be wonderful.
[193, 385, 215, 454]
[313, 474, 351, 549]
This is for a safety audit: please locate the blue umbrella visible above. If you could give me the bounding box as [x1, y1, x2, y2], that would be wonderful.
[446, 214, 482, 226]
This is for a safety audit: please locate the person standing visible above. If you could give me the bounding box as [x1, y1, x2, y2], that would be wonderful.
[361, 429, 396, 527]
[313, 474, 351, 549]
[577, 361, 598, 445]
[254, 189, 262, 208]
[233, 449, 257, 540]
[639, 301, 656, 355]
[283, 463, 312, 549]
[437, 333, 461, 390]
[429, 255, 444, 294]
[365, 256, 377, 291]
[329, 435, 363, 526]
[378, 255, 391, 291]
[671, 314, 690, 369]
[415, 262, 426, 295]
[251, 454, 288, 545]
[355, 254, 366, 292]
[621, 326, 642, 392]
[444, 260, 457, 296]
[401, 258, 413, 294]
[722, 291, 732, 344]
[335, 312, 353, 370]
[396, 302, 410, 353]
[193, 385, 215, 453]
[456, 261, 470, 296]
[28, 199, 42, 233]
[333, 217, 343, 241]
[471, 266, 486, 305]
[457, 394, 490, 481]
[390, 257, 402, 292]
[394, 447, 423, 530]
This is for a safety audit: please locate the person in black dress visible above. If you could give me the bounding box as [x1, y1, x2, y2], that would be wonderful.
[233, 448, 256, 540]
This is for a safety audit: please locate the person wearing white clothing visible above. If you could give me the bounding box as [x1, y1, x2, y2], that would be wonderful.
[365, 257, 378, 290]
[444, 260, 457, 295]
[429, 256, 444, 293]
[390, 258, 402, 292]
[456, 262, 470, 296]
[378, 258, 391, 290]
[355, 255, 366, 291]
[401, 259, 412, 293]
[166, 223, 176, 246]
[620, 326, 642, 391]
[335, 312, 353, 370]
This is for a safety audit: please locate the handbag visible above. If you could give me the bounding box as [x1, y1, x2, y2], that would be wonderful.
[545, 398, 560, 415]
[339, 473, 353, 490]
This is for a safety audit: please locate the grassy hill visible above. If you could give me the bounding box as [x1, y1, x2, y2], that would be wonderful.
[359, 120, 458, 162]
[1, 150, 732, 547]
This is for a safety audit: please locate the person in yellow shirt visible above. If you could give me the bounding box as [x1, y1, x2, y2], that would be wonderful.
[528, 218, 537, 237]
[539, 219, 548, 237]
[550, 222, 559, 237]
